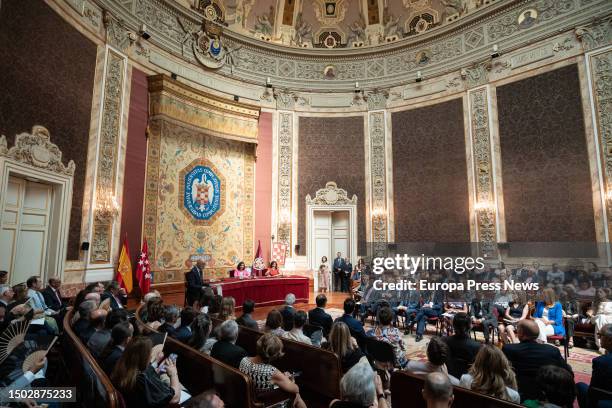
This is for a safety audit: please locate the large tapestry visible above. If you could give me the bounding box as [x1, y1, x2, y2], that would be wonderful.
[297, 116, 366, 255]
[497, 64, 595, 244]
[392, 98, 471, 244]
[144, 120, 255, 281]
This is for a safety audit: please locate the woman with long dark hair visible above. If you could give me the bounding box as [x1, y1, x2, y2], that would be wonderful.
[111, 336, 182, 407]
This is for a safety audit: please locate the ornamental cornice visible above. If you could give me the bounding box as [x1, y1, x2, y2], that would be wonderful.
[75, 0, 610, 91]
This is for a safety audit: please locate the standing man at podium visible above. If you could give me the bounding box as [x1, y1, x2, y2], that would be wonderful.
[186, 259, 206, 306]
[333, 252, 345, 292]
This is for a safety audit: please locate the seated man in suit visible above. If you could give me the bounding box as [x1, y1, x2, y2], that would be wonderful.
[159, 305, 180, 338]
[359, 281, 382, 323]
[469, 292, 499, 344]
[502, 319, 572, 402]
[335, 298, 367, 350]
[175, 307, 196, 343]
[308, 294, 333, 338]
[279, 293, 296, 331]
[236, 299, 259, 330]
[441, 312, 481, 378]
[102, 322, 133, 375]
[577, 323, 612, 408]
[414, 290, 444, 342]
[186, 259, 206, 306]
[41, 277, 67, 312]
[210, 320, 248, 369]
[100, 281, 126, 310]
[394, 288, 420, 332]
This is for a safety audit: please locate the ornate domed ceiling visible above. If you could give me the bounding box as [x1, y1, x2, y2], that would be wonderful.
[176, 0, 496, 49]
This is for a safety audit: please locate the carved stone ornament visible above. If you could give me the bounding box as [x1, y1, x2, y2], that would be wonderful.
[575, 17, 612, 52]
[0, 126, 75, 176]
[306, 182, 357, 205]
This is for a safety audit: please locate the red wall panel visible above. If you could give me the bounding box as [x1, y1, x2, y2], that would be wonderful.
[254, 112, 273, 261]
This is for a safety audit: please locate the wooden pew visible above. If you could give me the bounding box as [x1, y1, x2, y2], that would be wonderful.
[391, 371, 523, 408]
[63, 309, 123, 408]
[218, 318, 343, 405]
[135, 305, 290, 408]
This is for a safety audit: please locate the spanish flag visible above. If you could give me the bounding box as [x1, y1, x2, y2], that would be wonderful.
[116, 235, 133, 293]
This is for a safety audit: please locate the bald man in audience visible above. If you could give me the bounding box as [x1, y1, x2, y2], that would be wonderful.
[422, 372, 454, 408]
[502, 319, 572, 401]
[84, 292, 101, 307]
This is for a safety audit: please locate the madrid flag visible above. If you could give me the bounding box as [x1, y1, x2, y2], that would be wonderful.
[116, 235, 133, 293]
[136, 239, 152, 295]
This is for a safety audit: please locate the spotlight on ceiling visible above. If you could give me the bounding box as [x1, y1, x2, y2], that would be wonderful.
[139, 24, 151, 40]
[491, 44, 500, 59]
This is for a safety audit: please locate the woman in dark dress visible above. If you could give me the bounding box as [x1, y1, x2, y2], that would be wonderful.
[111, 336, 181, 407]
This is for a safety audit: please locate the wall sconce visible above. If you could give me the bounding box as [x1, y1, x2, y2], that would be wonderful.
[371, 208, 387, 230]
[95, 185, 120, 221]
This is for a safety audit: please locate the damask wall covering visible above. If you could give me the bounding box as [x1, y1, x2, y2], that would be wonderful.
[0, 0, 97, 260]
[297, 116, 366, 255]
[119, 69, 148, 261]
[497, 64, 596, 245]
[392, 98, 471, 244]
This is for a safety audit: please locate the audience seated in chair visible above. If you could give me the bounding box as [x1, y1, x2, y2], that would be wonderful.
[239, 333, 306, 408]
[73, 300, 97, 343]
[264, 309, 286, 337]
[470, 292, 499, 344]
[308, 294, 333, 338]
[442, 312, 481, 378]
[406, 336, 458, 385]
[284, 310, 312, 345]
[218, 297, 236, 322]
[522, 365, 576, 408]
[422, 372, 454, 408]
[100, 281, 127, 311]
[236, 299, 259, 330]
[100, 321, 133, 375]
[159, 304, 180, 338]
[459, 344, 520, 403]
[279, 293, 296, 331]
[188, 313, 215, 354]
[589, 289, 612, 354]
[366, 306, 407, 368]
[502, 319, 572, 401]
[577, 323, 612, 408]
[111, 336, 187, 407]
[329, 358, 389, 408]
[335, 298, 367, 350]
[210, 320, 248, 369]
[322, 321, 365, 373]
[176, 306, 196, 343]
[86, 308, 109, 358]
[414, 291, 444, 342]
[533, 288, 565, 344]
[500, 294, 529, 344]
[183, 389, 226, 408]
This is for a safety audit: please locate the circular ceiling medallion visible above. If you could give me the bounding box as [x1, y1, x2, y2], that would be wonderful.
[204, 5, 218, 21]
[324, 34, 337, 48]
[415, 18, 430, 33]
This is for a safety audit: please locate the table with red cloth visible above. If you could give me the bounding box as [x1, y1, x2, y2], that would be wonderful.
[208, 276, 309, 308]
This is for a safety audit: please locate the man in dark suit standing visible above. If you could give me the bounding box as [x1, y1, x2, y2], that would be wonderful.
[308, 294, 333, 337]
[503, 319, 572, 401]
[186, 259, 206, 306]
[342, 257, 352, 293]
[236, 299, 259, 330]
[333, 252, 345, 292]
[42, 277, 67, 312]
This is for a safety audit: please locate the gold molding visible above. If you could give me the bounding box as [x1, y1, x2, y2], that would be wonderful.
[148, 75, 260, 142]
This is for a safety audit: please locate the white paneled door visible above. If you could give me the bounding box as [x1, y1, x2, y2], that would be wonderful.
[0, 177, 52, 284]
